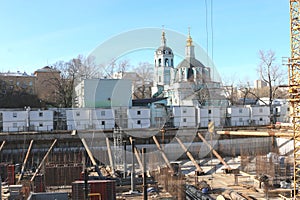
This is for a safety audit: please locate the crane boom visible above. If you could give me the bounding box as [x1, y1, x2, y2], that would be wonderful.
[289, 0, 300, 197]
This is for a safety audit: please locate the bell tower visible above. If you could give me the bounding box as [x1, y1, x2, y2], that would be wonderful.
[152, 30, 174, 97]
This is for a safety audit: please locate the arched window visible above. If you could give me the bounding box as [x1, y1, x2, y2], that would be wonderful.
[165, 58, 169, 66]
[158, 59, 161, 66]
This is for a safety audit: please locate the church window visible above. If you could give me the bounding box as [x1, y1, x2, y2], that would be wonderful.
[165, 58, 169, 66]
[158, 59, 161, 66]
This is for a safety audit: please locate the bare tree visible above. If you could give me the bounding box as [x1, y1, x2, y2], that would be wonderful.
[132, 62, 154, 99]
[257, 50, 286, 123]
[69, 54, 101, 84]
[51, 61, 74, 108]
[222, 74, 240, 106]
[50, 54, 102, 107]
[101, 59, 130, 78]
[238, 82, 261, 105]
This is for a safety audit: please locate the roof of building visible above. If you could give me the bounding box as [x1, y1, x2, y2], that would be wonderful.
[132, 97, 167, 106]
[174, 58, 210, 82]
[155, 30, 173, 55]
[34, 66, 60, 73]
[155, 46, 173, 55]
[177, 57, 206, 69]
[0, 71, 34, 77]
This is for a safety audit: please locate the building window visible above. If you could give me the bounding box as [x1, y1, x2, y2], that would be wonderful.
[2, 90, 6, 94]
[259, 108, 263, 113]
[29, 81, 33, 86]
[16, 81, 20, 86]
[13, 113, 17, 118]
[259, 118, 263, 121]
[39, 112, 43, 117]
[159, 76, 161, 82]
[183, 109, 187, 114]
[137, 120, 141, 125]
[76, 121, 80, 126]
[76, 112, 80, 116]
[39, 123, 43, 127]
[137, 110, 141, 115]
[208, 109, 212, 114]
[101, 121, 105, 125]
[287, 107, 290, 112]
[13, 123, 17, 128]
[101, 111, 105, 116]
[158, 59, 161, 66]
[165, 58, 169, 66]
[183, 118, 187, 123]
[239, 118, 243, 122]
[239, 109, 242, 113]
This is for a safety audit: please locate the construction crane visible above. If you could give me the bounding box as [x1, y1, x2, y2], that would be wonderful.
[289, 0, 300, 198]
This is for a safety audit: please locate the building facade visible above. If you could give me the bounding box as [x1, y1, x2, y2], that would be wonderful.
[74, 79, 132, 108]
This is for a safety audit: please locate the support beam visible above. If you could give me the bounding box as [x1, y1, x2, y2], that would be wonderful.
[175, 137, 203, 173]
[197, 132, 231, 170]
[217, 130, 293, 138]
[152, 136, 174, 173]
[31, 139, 57, 182]
[81, 138, 103, 178]
[106, 137, 115, 176]
[0, 141, 5, 152]
[142, 148, 147, 200]
[18, 140, 34, 183]
[129, 137, 143, 170]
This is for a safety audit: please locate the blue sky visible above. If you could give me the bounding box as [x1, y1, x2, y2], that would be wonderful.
[0, 0, 290, 83]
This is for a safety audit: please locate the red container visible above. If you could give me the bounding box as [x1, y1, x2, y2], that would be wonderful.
[72, 180, 116, 200]
[33, 174, 45, 193]
[7, 164, 15, 185]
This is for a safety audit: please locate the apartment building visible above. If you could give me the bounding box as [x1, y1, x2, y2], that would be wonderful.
[172, 106, 196, 127]
[127, 107, 151, 129]
[1, 109, 53, 132]
[66, 108, 115, 130]
[227, 107, 251, 126]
